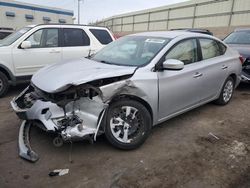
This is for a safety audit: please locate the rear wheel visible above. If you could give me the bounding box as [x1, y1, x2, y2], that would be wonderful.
[214, 76, 234, 105]
[0, 72, 9, 97]
[105, 99, 152, 150]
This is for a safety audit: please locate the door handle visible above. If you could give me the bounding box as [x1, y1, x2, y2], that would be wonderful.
[49, 49, 60, 53]
[193, 72, 203, 78]
[222, 65, 228, 70]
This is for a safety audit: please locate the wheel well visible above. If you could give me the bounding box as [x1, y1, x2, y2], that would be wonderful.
[229, 73, 236, 85]
[110, 94, 153, 122]
[0, 67, 11, 80]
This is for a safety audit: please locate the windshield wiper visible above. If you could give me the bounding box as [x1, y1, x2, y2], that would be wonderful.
[93, 59, 137, 67]
[99, 60, 116, 65]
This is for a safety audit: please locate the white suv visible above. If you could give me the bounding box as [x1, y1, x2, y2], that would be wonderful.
[0, 24, 115, 97]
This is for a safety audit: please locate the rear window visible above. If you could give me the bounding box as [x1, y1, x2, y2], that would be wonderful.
[89, 29, 113, 45]
[224, 31, 250, 45]
[63, 28, 90, 47]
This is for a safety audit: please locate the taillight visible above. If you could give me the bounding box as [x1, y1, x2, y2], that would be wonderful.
[239, 55, 245, 64]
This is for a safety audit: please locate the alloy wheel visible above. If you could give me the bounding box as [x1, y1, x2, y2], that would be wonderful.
[109, 106, 143, 144]
[223, 80, 233, 103]
[0, 79, 3, 92]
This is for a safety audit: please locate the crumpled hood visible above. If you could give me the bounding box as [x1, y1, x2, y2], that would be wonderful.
[227, 44, 250, 58]
[32, 58, 136, 93]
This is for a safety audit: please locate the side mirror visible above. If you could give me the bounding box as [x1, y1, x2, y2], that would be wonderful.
[21, 41, 31, 49]
[162, 59, 184, 70]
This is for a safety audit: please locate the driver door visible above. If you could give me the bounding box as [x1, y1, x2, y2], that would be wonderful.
[12, 28, 62, 76]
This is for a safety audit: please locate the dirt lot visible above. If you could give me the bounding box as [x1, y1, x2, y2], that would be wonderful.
[0, 83, 249, 188]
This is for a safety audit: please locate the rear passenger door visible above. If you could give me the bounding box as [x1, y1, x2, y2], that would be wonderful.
[61, 28, 91, 61]
[197, 38, 228, 102]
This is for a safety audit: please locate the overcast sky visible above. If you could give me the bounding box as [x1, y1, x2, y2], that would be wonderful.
[16, 0, 188, 24]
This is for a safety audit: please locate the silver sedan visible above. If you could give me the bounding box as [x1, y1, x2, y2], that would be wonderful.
[11, 31, 242, 162]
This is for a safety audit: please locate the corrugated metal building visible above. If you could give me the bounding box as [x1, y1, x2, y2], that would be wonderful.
[96, 0, 250, 38]
[0, 0, 74, 30]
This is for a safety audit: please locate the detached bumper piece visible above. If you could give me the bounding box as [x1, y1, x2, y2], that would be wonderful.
[18, 121, 39, 162]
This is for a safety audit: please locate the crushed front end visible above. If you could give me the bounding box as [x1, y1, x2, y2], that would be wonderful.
[11, 84, 107, 162]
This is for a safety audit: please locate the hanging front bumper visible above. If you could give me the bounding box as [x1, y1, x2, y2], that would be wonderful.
[18, 121, 39, 162]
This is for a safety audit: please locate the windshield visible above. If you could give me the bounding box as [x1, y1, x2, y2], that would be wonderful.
[224, 31, 250, 45]
[92, 36, 171, 66]
[0, 27, 32, 47]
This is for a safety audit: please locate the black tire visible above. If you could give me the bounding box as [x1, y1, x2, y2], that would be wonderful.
[0, 72, 9, 97]
[214, 76, 234, 105]
[105, 99, 152, 150]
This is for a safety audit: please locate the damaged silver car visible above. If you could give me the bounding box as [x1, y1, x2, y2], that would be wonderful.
[11, 31, 242, 162]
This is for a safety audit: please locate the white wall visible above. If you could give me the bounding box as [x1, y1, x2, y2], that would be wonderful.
[97, 0, 250, 35]
[0, 0, 73, 30]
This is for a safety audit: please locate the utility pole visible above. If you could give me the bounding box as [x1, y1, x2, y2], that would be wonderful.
[78, 0, 81, 24]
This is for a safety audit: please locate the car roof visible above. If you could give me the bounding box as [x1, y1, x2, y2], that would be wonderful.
[234, 28, 250, 32]
[129, 31, 212, 39]
[0, 27, 14, 30]
[170, 28, 213, 35]
[0, 30, 14, 33]
[172, 28, 210, 32]
[0, 27, 14, 32]
[30, 24, 109, 30]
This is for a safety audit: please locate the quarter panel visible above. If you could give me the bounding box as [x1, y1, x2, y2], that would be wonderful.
[0, 47, 15, 76]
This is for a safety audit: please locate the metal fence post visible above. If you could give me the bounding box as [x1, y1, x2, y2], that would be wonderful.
[192, 4, 197, 28]
[228, 0, 235, 27]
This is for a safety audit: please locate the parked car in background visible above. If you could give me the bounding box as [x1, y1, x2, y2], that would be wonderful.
[11, 31, 242, 162]
[171, 28, 213, 35]
[0, 24, 115, 97]
[113, 34, 123, 39]
[224, 28, 250, 82]
[0, 28, 14, 40]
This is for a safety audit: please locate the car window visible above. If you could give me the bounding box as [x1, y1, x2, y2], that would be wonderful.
[224, 31, 250, 45]
[0, 32, 12, 40]
[25, 30, 43, 48]
[200, 38, 221, 60]
[0, 27, 31, 46]
[217, 41, 227, 55]
[25, 29, 59, 48]
[165, 39, 198, 65]
[63, 28, 90, 47]
[45, 29, 59, 47]
[89, 29, 113, 45]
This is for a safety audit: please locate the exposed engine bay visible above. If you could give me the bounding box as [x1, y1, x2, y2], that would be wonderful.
[11, 74, 136, 162]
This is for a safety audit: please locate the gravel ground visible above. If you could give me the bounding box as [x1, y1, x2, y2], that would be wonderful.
[0, 83, 249, 188]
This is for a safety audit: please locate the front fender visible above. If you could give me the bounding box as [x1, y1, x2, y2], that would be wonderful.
[0, 63, 15, 82]
[100, 79, 156, 124]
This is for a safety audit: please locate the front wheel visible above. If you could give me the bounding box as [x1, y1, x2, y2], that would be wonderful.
[214, 76, 235, 105]
[105, 99, 152, 150]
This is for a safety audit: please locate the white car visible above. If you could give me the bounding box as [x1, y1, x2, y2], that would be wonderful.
[0, 24, 115, 97]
